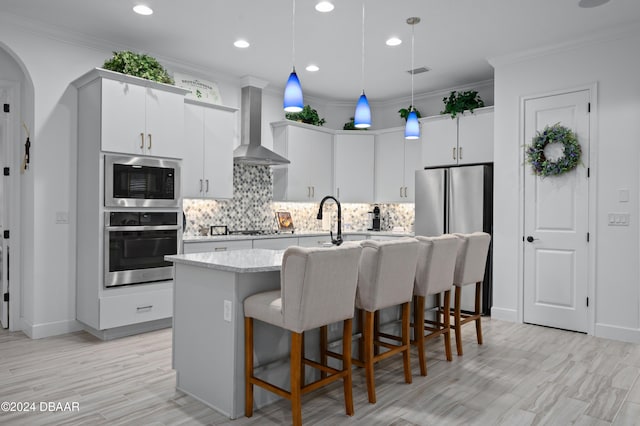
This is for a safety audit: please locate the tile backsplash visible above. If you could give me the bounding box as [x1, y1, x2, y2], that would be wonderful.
[183, 164, 415, 236]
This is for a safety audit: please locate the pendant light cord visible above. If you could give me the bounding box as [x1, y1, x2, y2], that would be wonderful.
[361, 1, 365, 91]
[292, 0, 296, 69]
[411, 21, 415, 111]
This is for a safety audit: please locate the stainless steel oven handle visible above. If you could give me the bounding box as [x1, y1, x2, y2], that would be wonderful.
[105, 225, 181, 232]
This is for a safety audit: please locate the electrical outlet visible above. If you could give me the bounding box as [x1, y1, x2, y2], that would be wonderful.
[55, 211, 69, 224]
[223, 300, 232, 322]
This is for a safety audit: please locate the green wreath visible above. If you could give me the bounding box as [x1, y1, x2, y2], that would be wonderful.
[526, 123, 581, 177]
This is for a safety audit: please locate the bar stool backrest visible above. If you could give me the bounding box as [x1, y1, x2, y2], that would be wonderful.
[356, 238, 420, 312]
[452, 232, 491, 287]
[281, 243, 362, 333]
[414, 235, 461, 296]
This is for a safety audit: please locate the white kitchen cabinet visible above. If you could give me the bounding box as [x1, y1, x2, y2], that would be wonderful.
[272, 121, 333, 202]
[183, 239, 252, 254]
[422, 106, 494, 168]
[99, 288, 173, 330]
[297, 235, 335, 247]
[99, 71, 187, 158]
[374, 128, 421, 203]
[252, 237, 298, 250]
[183, 100, 237, 199]
[334, 132, 375, 202]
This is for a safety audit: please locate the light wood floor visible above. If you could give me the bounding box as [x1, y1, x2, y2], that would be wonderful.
[1, 318, 640, 425]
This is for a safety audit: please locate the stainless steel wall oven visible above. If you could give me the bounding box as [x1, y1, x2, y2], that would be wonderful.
[104, 155, 181, 208]
[104, 211, 179, 287]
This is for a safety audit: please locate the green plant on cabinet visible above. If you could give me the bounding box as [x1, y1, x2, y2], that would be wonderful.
[285, 105, 326, 126]
[103, 51, 174, 84]
[441, 90, 485, 119]
[398, 106, 422, 122]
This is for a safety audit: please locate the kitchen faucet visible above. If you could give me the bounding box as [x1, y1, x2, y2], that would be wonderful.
[317, 196, 343, 246]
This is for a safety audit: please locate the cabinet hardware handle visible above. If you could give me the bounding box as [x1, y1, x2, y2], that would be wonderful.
[459, 146, 463, 159]
[312, 186, 315, 198]
[136, 305, 153, 311]
[307, 187, 311, 197]
[214, 247, 227, 252]
[453, 147, 457, 160]
[140, 133, 144, 149]
[200, 179, 203, 192]
[337, 187, 340, 198]
[148, 133, 152, 150]
[400, 187, 403, 197]
[205, 179, 209, 192]
[404, 187, 408, 198]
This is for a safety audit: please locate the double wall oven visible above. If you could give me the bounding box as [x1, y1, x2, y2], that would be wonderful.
[103, 155, 181, 288]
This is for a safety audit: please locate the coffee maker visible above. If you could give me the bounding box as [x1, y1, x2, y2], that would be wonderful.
[368, 205, 381, 231]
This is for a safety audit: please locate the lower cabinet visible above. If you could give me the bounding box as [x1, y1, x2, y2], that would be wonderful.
[252, 237, 298, 250]
[297, 235, 336, 247]
[100, 288, 173, 330]
[183, 239, 252, 254]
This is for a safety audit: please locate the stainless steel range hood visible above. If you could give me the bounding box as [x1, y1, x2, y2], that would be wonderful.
[233, 85, 290, 165]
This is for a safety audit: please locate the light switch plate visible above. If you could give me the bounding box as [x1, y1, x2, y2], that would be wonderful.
[55, 211, 69, 224]
[608, 213, 630, 226]
[619, 189, 630, 203]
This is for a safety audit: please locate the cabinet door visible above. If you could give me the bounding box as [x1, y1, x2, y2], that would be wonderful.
[283, 126, 314, 200]
[183, 104, 205, 198]
[101, 79, 146, 154]
[252, 237, 298, 250]
[203, 108, 235, 199]
[457, 107, 494, 165]
[145, 88, 184, 159]
[308, 130, 333, 201]
[422, 115, 458, 168]
[334, 133, 374, 202]
[182, 239, 252, 254]
[403, 137, 422, 202]
[374, 130, 405, 203]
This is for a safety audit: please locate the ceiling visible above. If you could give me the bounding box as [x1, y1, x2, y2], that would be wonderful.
[2, 0, 640, 102]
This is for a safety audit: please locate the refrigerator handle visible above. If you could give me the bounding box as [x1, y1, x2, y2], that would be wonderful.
[444, 169, 450, 234]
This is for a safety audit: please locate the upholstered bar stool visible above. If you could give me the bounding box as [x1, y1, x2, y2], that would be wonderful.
[412, 234, 461, 376]
[351, 238, 419, 404]
[451, 232, 491, 356]
[244, 244, 362, 426]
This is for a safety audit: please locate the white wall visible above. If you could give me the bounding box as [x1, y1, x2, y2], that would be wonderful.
[491, 29, 640, 342]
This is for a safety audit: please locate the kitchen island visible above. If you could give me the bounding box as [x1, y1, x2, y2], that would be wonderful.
[165, 249, 293, 419]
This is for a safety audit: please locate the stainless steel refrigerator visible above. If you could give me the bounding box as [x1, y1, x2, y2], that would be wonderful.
[415, 165, 493, 314]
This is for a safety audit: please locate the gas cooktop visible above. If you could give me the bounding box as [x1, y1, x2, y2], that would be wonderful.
[228, 230, 277, 236]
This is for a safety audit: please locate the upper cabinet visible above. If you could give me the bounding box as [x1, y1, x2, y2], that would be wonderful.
[374, 128, 421, 203]
[183, 100, 237, 199]
[74, 68, 188, 159]
[272, 121, 333, 202]
[334, 133, 375, 202]
[422, 106, 494, 168]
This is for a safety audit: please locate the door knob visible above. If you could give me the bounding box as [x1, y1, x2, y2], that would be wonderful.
[526, 236, 538, 243]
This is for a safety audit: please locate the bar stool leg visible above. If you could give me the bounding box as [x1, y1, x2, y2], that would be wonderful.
[443, 290, 452, 361]
[320, 325, 328, 379]
[244, 317, 254, 417]
[357, 309, 365, 364]
[401, 302, 412, 384]
[363, 310, 376, 403]
[475, 281, 483, 345]
[373, 310, 380, 356]
[291, 332, 303, 426]
[414, 296, 427, 376]
[342, 318, 354, 416]
[454, 286, 463, 356]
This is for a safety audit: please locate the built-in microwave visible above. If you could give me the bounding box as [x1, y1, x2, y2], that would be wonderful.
[104, 155, 181, 208]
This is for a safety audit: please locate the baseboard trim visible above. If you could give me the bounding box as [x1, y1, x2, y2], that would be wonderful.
[81, 317, 172, 341]
[491, 306, 518, 322]
[595, 323, 640, 343]
[21, 318, 83, 339]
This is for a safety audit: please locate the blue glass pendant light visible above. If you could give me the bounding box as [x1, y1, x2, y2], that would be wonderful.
[405, 17, 421, 140]
[284, 67, 303, 112]
[284, 0, 303, 112]
[353, 2, 371, 128]
[354, 91, 371, 128]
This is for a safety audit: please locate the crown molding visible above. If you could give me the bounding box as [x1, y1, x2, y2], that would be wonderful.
[488, 21, 640, 68]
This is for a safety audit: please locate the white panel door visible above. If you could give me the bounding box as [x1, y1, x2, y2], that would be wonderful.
[145, 87, 184, 159]
[101, 79, 146, 154]
[457, 107, 494, 165]
[523, 90, 590, 332]
[403, 137, 422, 201]
[422, 115, 458, 168]
[374, 130, 405, 202]
[203, 107, 235, 199]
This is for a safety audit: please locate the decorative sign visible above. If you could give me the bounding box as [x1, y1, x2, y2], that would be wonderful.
[276, 212, 295, 232]
[173, 72, 222, 104]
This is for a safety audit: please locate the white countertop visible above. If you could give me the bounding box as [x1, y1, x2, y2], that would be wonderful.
[165, 249, 284, 273]
[182, 230, 412, 243]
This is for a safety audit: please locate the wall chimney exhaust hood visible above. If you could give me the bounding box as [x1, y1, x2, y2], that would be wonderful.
[233, 84, 290, 166]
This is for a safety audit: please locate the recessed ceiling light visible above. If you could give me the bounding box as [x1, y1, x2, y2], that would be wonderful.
[386, 37, 402, 47]
[133, 4, 153, 15]
[578, 0, 610, 7]
[306, 64, 319, 72]
[315, 1, 334, 13]
[234, 40, 250, 48]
